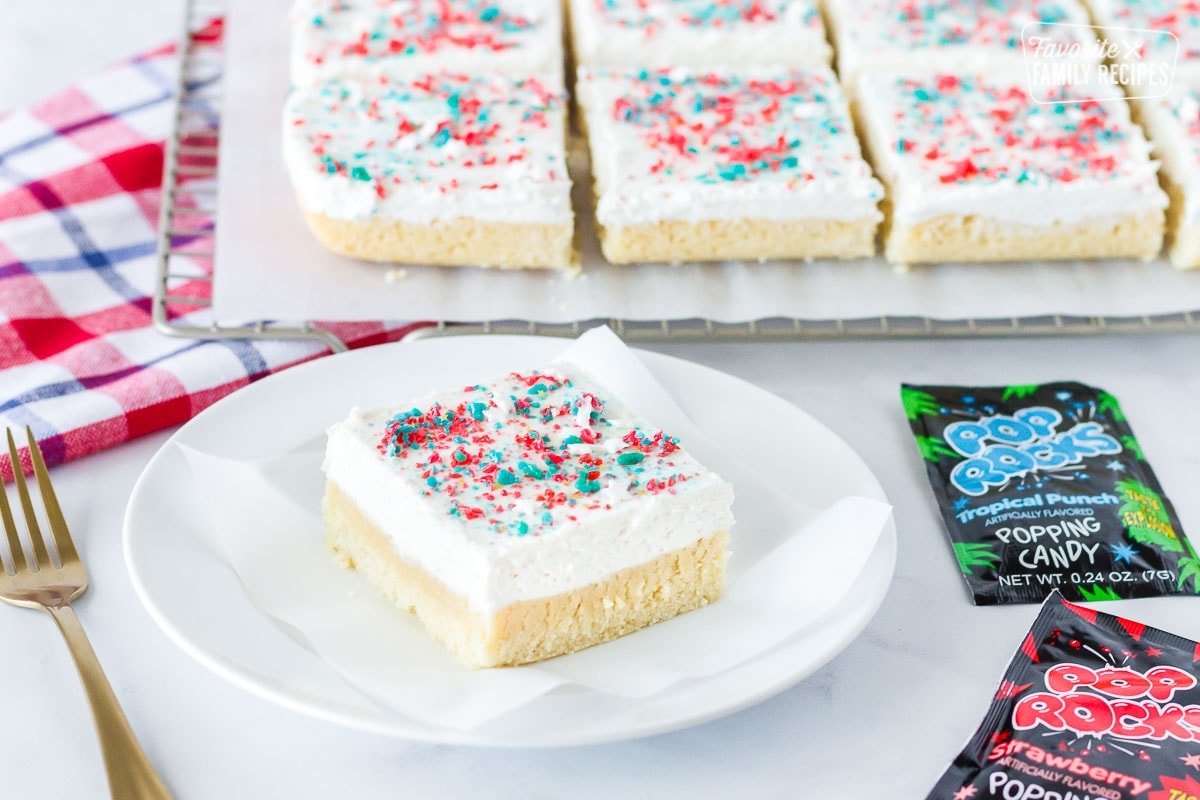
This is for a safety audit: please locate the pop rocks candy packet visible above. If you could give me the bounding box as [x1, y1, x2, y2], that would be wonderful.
[901, 382, 1200, 605]
[927, 591, 1200, 800]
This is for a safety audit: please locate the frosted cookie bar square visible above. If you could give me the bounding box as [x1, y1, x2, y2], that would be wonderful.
[322, 364, 734, 668]
[575, 66, 883, 264]
[855, 73, 1167, 265]
[283, 73, 575, 269]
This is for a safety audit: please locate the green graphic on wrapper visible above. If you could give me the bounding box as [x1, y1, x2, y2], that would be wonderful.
[1121, 435, 1145, 460]
[1114, 474, 1200, 593]
[915, 436, 955, 462]
[901, 387, 940, 422]
[1097, 391, 1125, 421]
[1077, 584, 1121, 601]
[1111, 475, 1200, 594]
[1177, 556, 1200, 592]
[953, 542, 1001, 575]
[1001, 384, 1039, 401]
[1119, 475, 1200, 593]
[902, 388, 958, 462]
[1118, 479, 1182, 553]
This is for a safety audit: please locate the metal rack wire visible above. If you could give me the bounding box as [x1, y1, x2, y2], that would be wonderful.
[153, 0, 1200, 351]
[154, 0, 349, 352]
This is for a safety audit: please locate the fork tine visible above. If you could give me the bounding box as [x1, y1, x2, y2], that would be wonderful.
[26, 427, 76, 567]
[0, 451, 26, 573]
[6, 429, 50, 570]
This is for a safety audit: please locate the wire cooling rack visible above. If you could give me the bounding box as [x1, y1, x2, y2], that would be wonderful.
[153, 1, 1200, 352]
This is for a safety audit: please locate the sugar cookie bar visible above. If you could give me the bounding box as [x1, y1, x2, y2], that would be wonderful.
[575, 66, 883, 264]
[283, 73, 575, 269]
[322, 364, 734, 668]
[855, 72, 1167, 265]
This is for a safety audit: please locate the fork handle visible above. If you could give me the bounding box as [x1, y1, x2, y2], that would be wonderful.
[46, 604, 174, 800]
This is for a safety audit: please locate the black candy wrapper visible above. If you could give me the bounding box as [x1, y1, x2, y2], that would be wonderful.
[902, 382, 1200, 605]
[928, 591, 1200, 800]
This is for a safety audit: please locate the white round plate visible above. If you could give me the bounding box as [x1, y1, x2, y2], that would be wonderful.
[124, 336, 896, 746]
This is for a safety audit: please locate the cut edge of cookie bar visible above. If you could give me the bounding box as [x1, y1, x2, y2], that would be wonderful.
[301, 207, 579, 270]
[595, 216, 879, 264]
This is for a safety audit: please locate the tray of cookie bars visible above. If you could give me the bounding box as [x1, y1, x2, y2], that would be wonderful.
[158, 0, 1200, 343]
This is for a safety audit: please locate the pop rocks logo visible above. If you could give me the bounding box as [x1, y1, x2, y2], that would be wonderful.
[1014, 662, 1200, 743]
[945, 406, 1121, 497]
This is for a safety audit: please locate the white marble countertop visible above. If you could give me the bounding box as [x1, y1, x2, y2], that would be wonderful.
[6, 4, 1200, 799]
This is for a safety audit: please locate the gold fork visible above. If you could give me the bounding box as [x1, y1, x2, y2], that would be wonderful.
[1, 427, 172, 799]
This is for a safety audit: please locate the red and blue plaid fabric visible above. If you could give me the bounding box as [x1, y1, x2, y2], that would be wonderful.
[0, 20, 422, 480]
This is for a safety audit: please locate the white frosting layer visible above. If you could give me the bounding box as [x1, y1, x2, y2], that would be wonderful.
[825, 0, 1098, 89]
[289, 0, 563, 85]
[568, 0, 829, 69]
[856, 73, 1167, 226]
[322, 365, 735, 616]
[576, 67, 883, 227]
[1140, 88, 1200, 226]
[283, 74, 572, 224]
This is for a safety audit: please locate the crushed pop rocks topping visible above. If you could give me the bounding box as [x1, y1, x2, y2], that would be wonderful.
[293, 0, 550, 69]
[929, 591, 1200, 800]
[841, 0, 1090, 53]
[880, 74, 1160, 191]
[287, 73, 566, 202]
[590, 0, 822, 33]
[1091, 0, 1200, 63]
[595, 67, 881, 191]
[373, 369, 705, 537]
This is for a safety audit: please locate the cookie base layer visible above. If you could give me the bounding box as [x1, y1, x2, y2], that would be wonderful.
[302, 209, 576, 270]
[1163, 178, 1200, 269]
[596, 217, 879, 264]
[1171, 222, 1200, 270]
[322, 481, 728, 669]
[883, 211, 1164, 266]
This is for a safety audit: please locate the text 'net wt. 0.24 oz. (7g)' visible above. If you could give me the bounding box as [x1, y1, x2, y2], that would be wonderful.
[901, 382, 1200, 605]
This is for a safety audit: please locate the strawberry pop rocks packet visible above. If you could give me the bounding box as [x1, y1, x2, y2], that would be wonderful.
[902, 382, 1200, 605]
[928, 591, 1200, 800]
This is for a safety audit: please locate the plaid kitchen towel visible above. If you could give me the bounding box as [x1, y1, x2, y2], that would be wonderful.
[0, 19, 423, 481]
